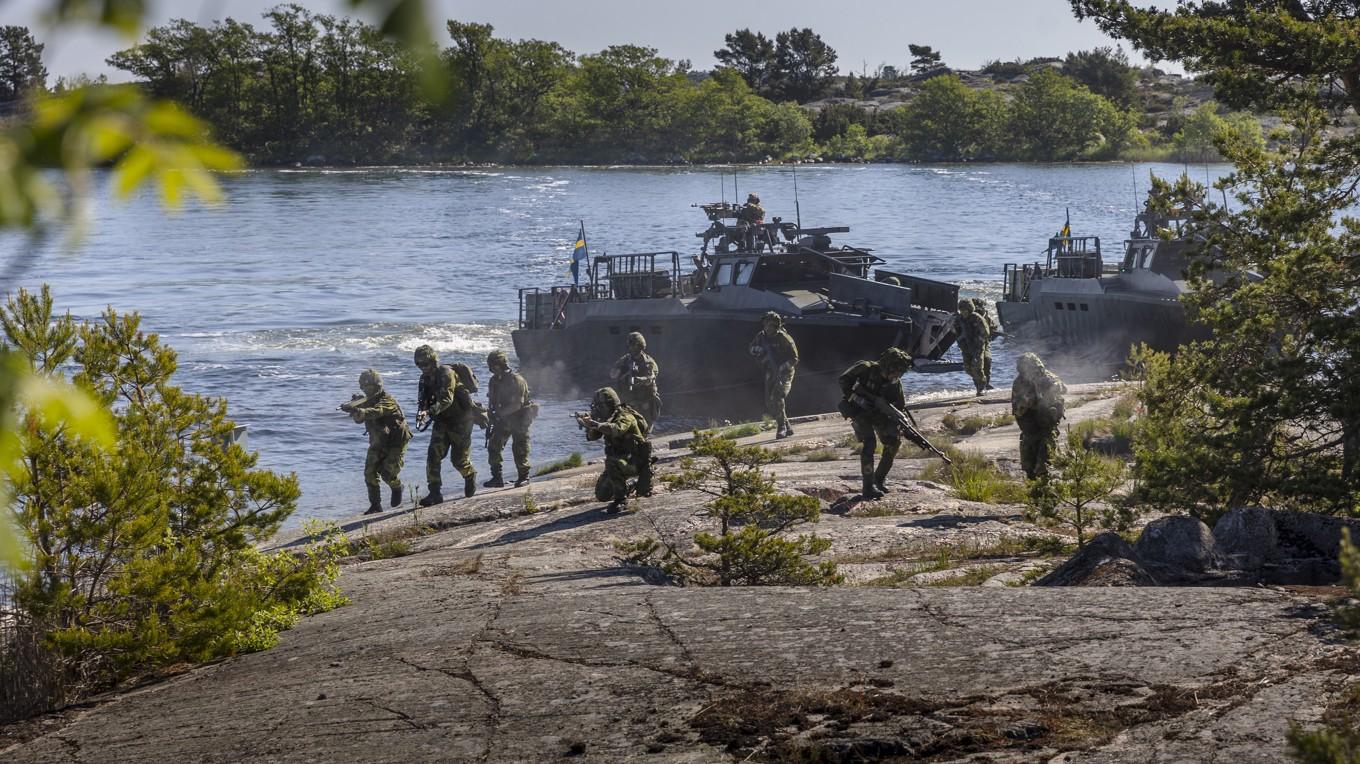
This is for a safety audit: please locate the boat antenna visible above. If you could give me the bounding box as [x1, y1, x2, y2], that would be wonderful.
[720, 171, 725, 206]
[734, 173, 739, 205]
[793, 164, 802, 230]
[1131, 163, 1138, 210]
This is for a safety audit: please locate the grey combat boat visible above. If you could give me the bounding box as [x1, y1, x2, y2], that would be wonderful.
[995, 200, 1212, 359]
[512, 202, 961, 420]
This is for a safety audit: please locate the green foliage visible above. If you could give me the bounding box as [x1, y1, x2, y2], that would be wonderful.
[714, 28, 776, 97]
[891, 75, 1006, 161]
[534, 451, 584, 476]
[1172, 102, 1264, 162]
[1006, 69, 1138, 160]
[1289, 682, 1360, 764]
[1026, 431, 1130, 546]
[1062, 46, 1138, 108]
[619, 432, 840, 587]
[921, 448, 1027, 504]
[0, 26, 47, 101]
[908, 44, 947, 78]
[0, 288, 344, 721]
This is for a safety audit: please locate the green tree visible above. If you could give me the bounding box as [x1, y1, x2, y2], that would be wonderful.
[1006, 68, 1136, 160]
[714, 28, 776, 97]
[908, 43, 947, 78]
[770, 27, 838, 103]
[1062, 46, 1138, 108]
[619, 433, 840, 586]
[1071, 0, 1360, 114]
[1171, 101, 1264, 162]
[892, 74, 1005, 161]
[0, 26, 47, 101]
[1025, 431, 1130, 547]
[0, 287, 346, 719]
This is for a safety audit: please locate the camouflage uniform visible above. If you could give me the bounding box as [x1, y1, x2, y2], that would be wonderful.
[612, 332, 661, 433]
[739, 193, 765, 250]
[485, 350, 535, 487]
[749, 311, 799, 438]
[1011, 353, 1067, 479]
[956, 300, 992, 396]
[583, 388, 652, 512]
[839, 348, 913, 499]
[345, 369, 412, 514]
[415, 345, 478, 504]
[971, 298, 995, 385]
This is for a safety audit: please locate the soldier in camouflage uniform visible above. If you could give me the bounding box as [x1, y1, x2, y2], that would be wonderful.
[956, 300, 992, 396]
[749, 311, 799, 438]
[484, 350, 535, 488]
[342, 369, 412, 514]
[414, 344, 479, 505]
[839, 347, 914, 499]
[612, 332, 661, 433]
[971, 298, 995, 386]
[1011, 353, 1067, 479]
[739, 193, 765, 250]
[577, 387, 652, 513]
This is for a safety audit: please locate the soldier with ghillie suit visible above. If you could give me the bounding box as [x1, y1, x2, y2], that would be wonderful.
[749, 311, 799, 439]
[576, 387, 653, 513]
[956, 300, 992, 396]
[341, 369, 412, 515]
[1011, 352, 1067, 479]
[484, 350, 536, 488]
[838, 347, 914, 499]
[413, 344, 480, 505]
[612, 331, 661, 433]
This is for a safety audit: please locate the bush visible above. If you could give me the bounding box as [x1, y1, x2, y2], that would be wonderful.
[534, 451, 584, 476]
[617, 432, 840, 586]
[1025, 432, 1131, 546]
[0, 287, 345, 722]
[920, 448, 1027, 503]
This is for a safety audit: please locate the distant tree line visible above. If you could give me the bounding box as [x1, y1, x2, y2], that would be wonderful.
[0, 9, 1263, 165]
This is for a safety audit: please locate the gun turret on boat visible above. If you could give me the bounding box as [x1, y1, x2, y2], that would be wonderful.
[512, 202, 961, 421]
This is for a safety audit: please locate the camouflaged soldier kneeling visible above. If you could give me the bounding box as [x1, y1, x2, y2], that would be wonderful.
[340, 369, 412, 514]
[576, 387, 652, 513]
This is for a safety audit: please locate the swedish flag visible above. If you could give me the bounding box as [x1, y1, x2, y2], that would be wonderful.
[569, 221, 588, 285]
[1058, 207, 1071, 239]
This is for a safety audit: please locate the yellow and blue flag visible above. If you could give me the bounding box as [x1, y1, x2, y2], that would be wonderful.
[569, 221, 588, 285]
[1058, 208, 1071, 238]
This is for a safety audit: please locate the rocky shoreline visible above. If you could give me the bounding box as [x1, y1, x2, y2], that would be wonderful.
[3, 382, 1355, 763]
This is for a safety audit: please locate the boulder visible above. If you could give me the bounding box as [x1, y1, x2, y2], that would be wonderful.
[1213, 507, 1280, 571]
[1034, 532, 1156, 587]
[1134, 516, 1222, 582]
[1272, 510, 1360, 559]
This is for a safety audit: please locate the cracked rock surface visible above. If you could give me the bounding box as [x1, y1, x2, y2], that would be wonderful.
[3, 383, 1354, 763]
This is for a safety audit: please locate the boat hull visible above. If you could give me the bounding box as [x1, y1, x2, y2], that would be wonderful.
[997, 286, 1207, 360]
[512, 311, 914, 420]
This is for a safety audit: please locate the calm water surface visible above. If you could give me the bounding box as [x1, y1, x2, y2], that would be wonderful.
[3, 163, 1229, 523]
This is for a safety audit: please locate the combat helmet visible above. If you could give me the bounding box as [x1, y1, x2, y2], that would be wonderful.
[627, 331, 646, 351]
[747, 193, 760, 204]
[487, 349, 509, 369]
[590, 387, 621, 419]
[358, 368, 383, 394]
[413, 344, 438, 368]
[878, 347, 913, 374]
[761, 310, 783, 327]
[957, 299, 974, 314]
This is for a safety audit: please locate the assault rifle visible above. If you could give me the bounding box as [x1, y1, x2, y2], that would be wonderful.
[572, 411, 593, 430]
[414, 410, 431, 432]
[849, 384, 952, 465]
[338, 393, 365, 421]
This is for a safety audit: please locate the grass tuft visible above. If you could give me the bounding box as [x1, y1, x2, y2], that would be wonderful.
[534, 451, 584, 476]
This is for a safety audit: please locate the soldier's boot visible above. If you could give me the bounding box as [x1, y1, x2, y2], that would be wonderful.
[514, 469, 530, 488]
[784, 421, 794, 437]
[365, 484, 383, 515]
[873, 456, 895, 495]
[861, 472, 884, 500]
[775, 423, 789, 440]
[606, 497, 627, 513]
[419, 485, 443, 507]
[483, 468, 505, 488]
[634, 474, 653, 498]
[390, 482, 403, 508]
[464, 474, 477, 498]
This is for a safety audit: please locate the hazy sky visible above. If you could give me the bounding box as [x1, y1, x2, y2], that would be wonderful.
[3, 0, 1174, 80]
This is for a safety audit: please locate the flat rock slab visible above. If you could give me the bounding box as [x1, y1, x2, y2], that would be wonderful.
[5, 383, 1355, 762]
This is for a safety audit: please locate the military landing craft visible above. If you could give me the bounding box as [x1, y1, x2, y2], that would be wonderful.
[512, 202, 961, 420]
[995, 198, 1217, 360]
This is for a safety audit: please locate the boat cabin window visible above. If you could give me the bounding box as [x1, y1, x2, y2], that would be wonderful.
[1122, 243, 1154, 271]
[733, 260, 755, 286]
[713, 262, 733, 287]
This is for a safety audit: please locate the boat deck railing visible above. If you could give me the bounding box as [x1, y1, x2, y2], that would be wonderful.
[519, 250, 699, 329]
[1001, 235, 1106, 303]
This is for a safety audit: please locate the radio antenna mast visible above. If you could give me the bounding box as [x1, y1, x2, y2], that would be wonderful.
[793, 164, 802, 229]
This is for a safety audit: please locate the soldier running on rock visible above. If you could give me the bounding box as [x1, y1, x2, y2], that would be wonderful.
[484, 350, 536, 488]
[340, 369, 412, 515]
[1011, 352, 1067, 479]
[749, 311, 799, 438]
[414, 344, 481, 505]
